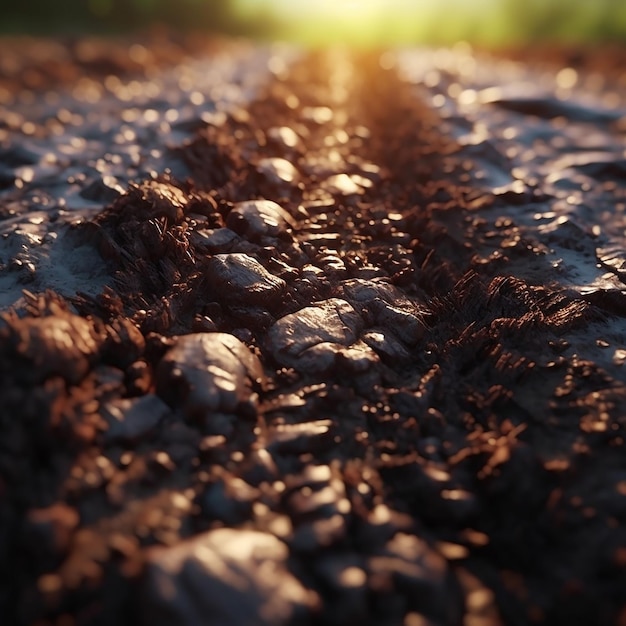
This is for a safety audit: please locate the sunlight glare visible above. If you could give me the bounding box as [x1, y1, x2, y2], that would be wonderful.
[234, 0, 441, 44]
[234, 0, 522, 45]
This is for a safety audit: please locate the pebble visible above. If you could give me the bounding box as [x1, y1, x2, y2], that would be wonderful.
[140, 528, 318, 626]
[341, 278, 427, 345]
[198, 476, 258, 525]
[323, 173, 364, 196]
[156, 332, 263, 419]
[267, 298, 363, 372]
[341, 278, 412, 308]
[191, 228, 240, 254]
[226, 199, 296, 241]
[337, 340, 380, 373]
[362, 329, 411, 364]
[370, 300, 426, 346]
[79, 175, 124, 203]
[256, 157, 298, 185]
[206, 253, 286, 307]
[102, 394, 171, 444]
[266, 126, 302, 151]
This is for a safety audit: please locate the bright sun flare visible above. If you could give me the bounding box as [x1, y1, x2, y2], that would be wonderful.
[236, 0, 425, 23]
[271, 0, 388, 19]
[234, 0, 490, 45]
[236, 0, 437, 43]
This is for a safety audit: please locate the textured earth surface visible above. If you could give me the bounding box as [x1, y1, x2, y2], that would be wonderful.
[1, 36, 626, 626]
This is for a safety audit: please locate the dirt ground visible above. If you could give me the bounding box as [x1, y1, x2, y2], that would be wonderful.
[0, 36, 625, 626]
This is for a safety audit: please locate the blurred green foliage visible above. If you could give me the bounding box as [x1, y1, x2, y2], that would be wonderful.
[1, 0, 625, 45]
[0, 0, 266, 35]
[499, 0, 626, 43]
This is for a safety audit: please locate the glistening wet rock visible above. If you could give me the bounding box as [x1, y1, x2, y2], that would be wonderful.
[140, 528, 318, 626]
[341, 278, 427, 345]
[266, 126, 302, 152]
[191, 228, 240, 254]
[156, 332, 264, 420]
[266, 298, 364, 373]
[361, 329, 411, 364]
[206, 253, 287, 307]
[226, 199, 297, 241]
[257, 157, 298, 185]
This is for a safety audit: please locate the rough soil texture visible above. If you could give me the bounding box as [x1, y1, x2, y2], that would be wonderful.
[0, 37, 625, 626]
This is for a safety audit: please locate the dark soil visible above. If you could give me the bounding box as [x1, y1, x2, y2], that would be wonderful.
[0, 38, 625, 626]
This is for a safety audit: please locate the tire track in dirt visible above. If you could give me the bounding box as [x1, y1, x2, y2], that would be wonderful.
[1, 46, 625, 626]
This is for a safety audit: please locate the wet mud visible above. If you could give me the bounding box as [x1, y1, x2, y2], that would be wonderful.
[0, 38, 626, 626]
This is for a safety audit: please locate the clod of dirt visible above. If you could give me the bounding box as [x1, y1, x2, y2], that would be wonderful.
[0, 307, 101, 384]
[113, 179, 188, 224]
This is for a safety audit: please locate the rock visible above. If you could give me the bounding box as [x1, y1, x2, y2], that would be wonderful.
[102, 394, 170, 444]
[79, 175, 124, 203]
[0, 142, 41, 168]
[341, 278, 427, 345]
[191, 227, 240, 254]
[156, 332, 263, 419]
[226, 200, 296, 241]
[257, 157, 298, 185]
[323, 174, 364, 196]
[267, 298, 363, 373]
[140, 528, 318, 626]
[362, 329, 411, 364]
[336, 340, 380, 373]
[341, 278, 412, 308]
[266, 126, 302, 151]
[370, 300, 425, 346]
[206, 253, 286, 307]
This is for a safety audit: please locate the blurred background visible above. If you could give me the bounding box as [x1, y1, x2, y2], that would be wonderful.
[1, 0, 626, 45]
